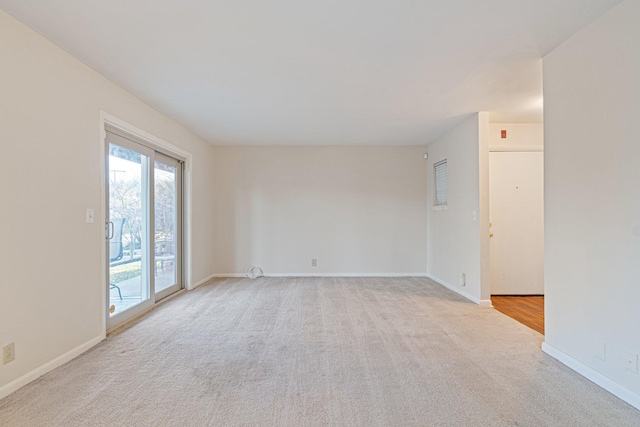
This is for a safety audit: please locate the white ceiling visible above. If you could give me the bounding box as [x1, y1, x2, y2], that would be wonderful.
[0, 0, 622, 145]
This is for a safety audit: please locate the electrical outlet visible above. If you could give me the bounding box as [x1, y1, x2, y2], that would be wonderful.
[311, 258, 317, 267]
[459, 273, 466, 287]
[2, 342, 15, 365]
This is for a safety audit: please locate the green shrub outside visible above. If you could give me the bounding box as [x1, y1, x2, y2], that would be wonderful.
[110, 261, 141, 284]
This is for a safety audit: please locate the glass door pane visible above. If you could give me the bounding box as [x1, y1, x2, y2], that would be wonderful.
[107, 142, 151, 319]
[154, 156, 181, 298]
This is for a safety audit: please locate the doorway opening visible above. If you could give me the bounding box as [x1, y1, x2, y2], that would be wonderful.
[488, 124, 544, 334]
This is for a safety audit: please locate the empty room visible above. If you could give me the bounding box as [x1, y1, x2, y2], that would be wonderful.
[1, 0, 639, 425]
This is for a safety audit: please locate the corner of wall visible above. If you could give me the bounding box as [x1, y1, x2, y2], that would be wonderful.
[426, 113, 485, 304]
[478, 112, 491, 302]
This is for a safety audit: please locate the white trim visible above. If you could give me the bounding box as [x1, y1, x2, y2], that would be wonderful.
[190, 273, 217, 290]
[211, 273, 429, 278]
[268, 273, 429, 278]
[0, 335, 104, 400]
[210, 274, 246, 278]
[489, 145, 543, 152]
[99, 115, 108, 334]
[100, 112, 191, 159]
[427, 274, 490, 306]
[542, 342, 640, 411]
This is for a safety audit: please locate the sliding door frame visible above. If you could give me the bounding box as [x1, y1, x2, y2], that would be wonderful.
[154, 151, 184, 301]
[105, 131, 156, 328]
[99, 111, 193, 334]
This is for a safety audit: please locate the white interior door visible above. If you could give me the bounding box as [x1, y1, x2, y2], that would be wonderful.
[489, 151, 544, 295]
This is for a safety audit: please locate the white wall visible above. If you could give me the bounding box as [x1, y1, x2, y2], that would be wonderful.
[212, 146, 428, 276]
[426, 113, 491, 305]
[0, 10, 215, 397]
[543, 0, 640, 408]
[489, 123, 543, 150]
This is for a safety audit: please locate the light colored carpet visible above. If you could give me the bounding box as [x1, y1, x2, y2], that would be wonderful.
[1, 277, 639, 426]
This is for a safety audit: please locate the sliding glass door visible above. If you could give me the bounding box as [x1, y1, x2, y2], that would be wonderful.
[106, 128, 183, 328]
[154, 153, 182, 299]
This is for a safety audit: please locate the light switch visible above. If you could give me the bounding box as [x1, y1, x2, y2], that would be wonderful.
[472, 210, 477, 221]
[86, 209, 95, 223]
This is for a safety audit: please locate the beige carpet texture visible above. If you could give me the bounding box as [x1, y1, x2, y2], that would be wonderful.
[1, 277, 639, 426]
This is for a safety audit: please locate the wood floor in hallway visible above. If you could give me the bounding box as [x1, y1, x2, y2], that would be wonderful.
[491, 295, 544, 334]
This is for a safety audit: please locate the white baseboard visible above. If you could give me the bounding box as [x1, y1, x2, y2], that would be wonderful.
[210, 273, 245, 278]
[267, 273, 428, 278]
[189, 273, 217, 290]
[0, 335, 104, 400]
[210, 273, 428, 278]
[542, 342, 640, 411]
[427, 274, 489, 306]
